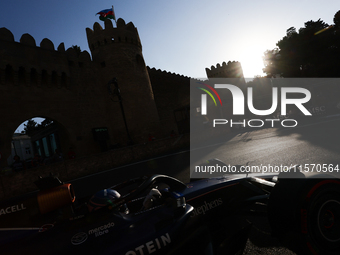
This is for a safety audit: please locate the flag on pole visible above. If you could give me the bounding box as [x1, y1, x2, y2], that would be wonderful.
[96, 6, 116, 22]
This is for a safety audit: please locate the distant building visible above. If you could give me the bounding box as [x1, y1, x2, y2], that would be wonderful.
[8, 133, 33, 166]
[29, 123, 60, 159]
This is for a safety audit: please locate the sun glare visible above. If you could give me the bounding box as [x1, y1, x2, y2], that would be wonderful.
[239, 53, 265, 78]
[238, 44, 266, 78]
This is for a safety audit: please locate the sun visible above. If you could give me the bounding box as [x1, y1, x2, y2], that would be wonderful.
[238, 47, 266, 79]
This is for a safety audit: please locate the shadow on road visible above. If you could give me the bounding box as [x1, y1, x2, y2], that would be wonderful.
[276, 116, 340, 156]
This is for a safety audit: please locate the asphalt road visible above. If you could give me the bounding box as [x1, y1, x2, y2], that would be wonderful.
[191, 115, 340, 176]
[73, 116, 340, 195]
[53, 115, 340, 254]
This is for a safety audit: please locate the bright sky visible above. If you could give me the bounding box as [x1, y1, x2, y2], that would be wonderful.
[1, 1, 338, 78]
[1, 0, 339, 132]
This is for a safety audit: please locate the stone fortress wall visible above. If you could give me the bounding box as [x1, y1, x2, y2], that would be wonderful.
[0, 19, 191, 168]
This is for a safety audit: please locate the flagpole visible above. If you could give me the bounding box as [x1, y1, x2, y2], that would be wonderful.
[112, 5, 117, 27]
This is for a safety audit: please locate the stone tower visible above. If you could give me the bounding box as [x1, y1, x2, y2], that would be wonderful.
[86, 18, 160, 142]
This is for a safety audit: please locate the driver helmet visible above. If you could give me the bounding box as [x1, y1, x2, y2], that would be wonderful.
[87, 189, 120, 212]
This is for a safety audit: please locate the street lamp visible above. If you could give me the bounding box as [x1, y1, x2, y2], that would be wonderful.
[108, 78, 133, 145]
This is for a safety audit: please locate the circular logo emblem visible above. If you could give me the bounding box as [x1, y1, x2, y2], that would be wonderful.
[71, 232, 88, 245]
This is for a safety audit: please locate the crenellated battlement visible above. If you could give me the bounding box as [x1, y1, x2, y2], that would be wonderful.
[86, 18, 142, 54]
[0, 27, 93, 88]
[205, 61, 244, 78]
[147, 67, 190, 79]
[0, 63, 71, 88]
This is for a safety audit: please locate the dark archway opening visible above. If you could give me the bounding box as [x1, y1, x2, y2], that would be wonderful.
[8, 117, 67, 172]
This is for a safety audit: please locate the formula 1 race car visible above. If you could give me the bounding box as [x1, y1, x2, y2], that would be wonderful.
[0, 160, 339, 255]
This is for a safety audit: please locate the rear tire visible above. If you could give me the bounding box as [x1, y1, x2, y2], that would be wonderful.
[268, 178, 340, 255]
